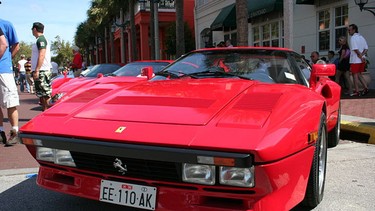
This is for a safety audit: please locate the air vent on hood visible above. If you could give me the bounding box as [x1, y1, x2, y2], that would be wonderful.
[66, 89, 111, 103]
[106, 96, 216, 108]
[233, 93, 281, 111]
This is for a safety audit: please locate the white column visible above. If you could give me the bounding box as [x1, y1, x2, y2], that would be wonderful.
[283, 0, 293, 49]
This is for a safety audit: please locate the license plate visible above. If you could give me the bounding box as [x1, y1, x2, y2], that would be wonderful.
[100, 179, 157, 210]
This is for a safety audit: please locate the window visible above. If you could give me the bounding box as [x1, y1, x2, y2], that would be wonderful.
[252, 21, 283, 47]
[318, 5, 348, 51]
[318, 10, 330, 51]
[335, 6, 348, 49]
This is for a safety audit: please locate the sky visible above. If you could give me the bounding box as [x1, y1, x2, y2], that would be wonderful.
[0, 0, 92, 44]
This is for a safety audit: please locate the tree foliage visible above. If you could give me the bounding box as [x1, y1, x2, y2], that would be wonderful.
[165, 22, 195, 59]
[51, 36, 73, 67]
[13, 41, 32, 65]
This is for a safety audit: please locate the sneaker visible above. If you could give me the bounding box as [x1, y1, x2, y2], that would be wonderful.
[361, 88, 369, 96]
[349, 92, 361, 97]
[0, 131, 6, 144]
[6, 129, 19, 146]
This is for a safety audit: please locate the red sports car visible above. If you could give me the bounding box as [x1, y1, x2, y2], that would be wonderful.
[50, 60, 172, 106]
[20, 47, 341, 211]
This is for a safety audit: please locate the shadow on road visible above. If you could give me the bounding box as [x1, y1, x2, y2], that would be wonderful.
[0, 177, 139, 211]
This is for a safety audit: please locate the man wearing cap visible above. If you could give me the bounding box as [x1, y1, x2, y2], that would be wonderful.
[17, 54, 28, 92]
[31, 22, 52, 111]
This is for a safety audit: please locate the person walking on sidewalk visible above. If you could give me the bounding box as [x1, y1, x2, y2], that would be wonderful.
[336, 36, 353, 95]
[17, 54, 28, 92]
[31, 22, 52, 111]
[71, 46, 82, 78]
[0, 18, 20, 146]
[25, 57, 34, 94]
[348, 24, 369, 96]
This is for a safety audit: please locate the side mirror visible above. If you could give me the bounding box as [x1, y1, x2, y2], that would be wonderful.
[309, 64, 336, 88]
[141, 66, 154, 80]
[63, 71, 68, 78]
[97, 73, 104, 78]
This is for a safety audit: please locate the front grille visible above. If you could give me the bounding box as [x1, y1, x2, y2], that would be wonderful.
[70, 151, 182, 182]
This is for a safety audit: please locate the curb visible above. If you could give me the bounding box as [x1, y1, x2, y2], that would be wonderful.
[0, 168, 39, 177]
[341, 120, 375, 144]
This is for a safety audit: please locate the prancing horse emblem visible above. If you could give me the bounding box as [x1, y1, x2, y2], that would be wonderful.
[113, 158, 127, 175]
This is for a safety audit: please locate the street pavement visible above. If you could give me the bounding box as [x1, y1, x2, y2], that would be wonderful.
[0, 89, 374, 174]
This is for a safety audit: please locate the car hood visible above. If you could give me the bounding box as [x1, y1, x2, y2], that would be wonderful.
[21, 78, 324, 161]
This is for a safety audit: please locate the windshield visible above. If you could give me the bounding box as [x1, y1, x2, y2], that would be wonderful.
[112, 62, 170, 76]
[85, 64, 122, 77]
[156, 49, 306, 84]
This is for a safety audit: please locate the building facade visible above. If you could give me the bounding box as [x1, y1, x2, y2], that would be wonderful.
[195, 0, 375, 88]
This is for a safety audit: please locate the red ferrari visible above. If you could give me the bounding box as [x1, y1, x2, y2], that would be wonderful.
[49, 60, 172, 106]
[20, 47, 341, 211]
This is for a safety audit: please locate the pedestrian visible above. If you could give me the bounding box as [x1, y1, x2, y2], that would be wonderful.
[0, 18, 21, 146]
[25, 57, 34, 94]
[348, 24, 369, 96]
[310, 51, 326, 65]
[327, 50, 338, 80]
[225, 39, 233, 47]
[51, 61, 58, 78]
[71, 46, 82, 77]
[17, 54, 28, 92]
[31, 22, 52, 111]
[0, 28, 7, 59]
[335, 36, 353, 95]
[216, 41, 225, 47]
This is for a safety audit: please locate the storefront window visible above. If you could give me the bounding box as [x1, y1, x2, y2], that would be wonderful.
[318, 10, 330, 51]
[252, 21, 283, 47]
[318, 5, 348, 51]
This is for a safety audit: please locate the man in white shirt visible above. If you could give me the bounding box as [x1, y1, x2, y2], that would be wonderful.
[348, 24, 369, 96]
[17, 54, 28, 92]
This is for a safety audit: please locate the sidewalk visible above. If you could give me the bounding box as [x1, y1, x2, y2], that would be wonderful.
[340, 89, 375, 144]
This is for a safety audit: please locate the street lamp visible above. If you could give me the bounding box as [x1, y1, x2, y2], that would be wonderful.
[354, 0, 375, 16]
[139, 0, 146, 11]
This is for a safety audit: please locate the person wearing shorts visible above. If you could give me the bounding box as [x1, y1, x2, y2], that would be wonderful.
[348, 24, 369, 96]
[0, 18, 20, 146]
[31, 22, 52, 111]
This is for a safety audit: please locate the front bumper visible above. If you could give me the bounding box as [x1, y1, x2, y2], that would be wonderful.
[35, 144, 314, 211]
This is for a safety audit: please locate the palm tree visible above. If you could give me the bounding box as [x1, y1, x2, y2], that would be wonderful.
[175, 0, 185, 57]
[129, 0, 138, 61]
[236, 0, 248, 46]
[150, 1, 155, 59]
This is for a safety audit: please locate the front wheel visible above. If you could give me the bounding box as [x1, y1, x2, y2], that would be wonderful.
[328, 104, 341, 148]
[302, 113, 328, 208]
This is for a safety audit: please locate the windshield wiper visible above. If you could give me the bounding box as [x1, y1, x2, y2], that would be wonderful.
[188, 68, 252, 80]
[155, 70, 188, 78]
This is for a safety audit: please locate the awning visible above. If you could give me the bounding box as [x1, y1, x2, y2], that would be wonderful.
[210, 4, 236, 31]
[248, 0, 283, 19]
[210, 0, 283, 31]
[296, 0, 315, 4]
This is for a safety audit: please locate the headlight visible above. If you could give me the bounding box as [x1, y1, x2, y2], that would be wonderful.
[54, 150, 76, 167]
[36, 147, 76, 167]
[182, 163, 215, 185]
[36, 147, 54, 162]
[220, 166, 255, 187]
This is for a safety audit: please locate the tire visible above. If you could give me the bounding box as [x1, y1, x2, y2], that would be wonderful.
[302, 113, 328, 208]
[328, 104, 341, 148]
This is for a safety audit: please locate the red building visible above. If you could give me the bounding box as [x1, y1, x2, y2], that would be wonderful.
[94, 0, 195, 64]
